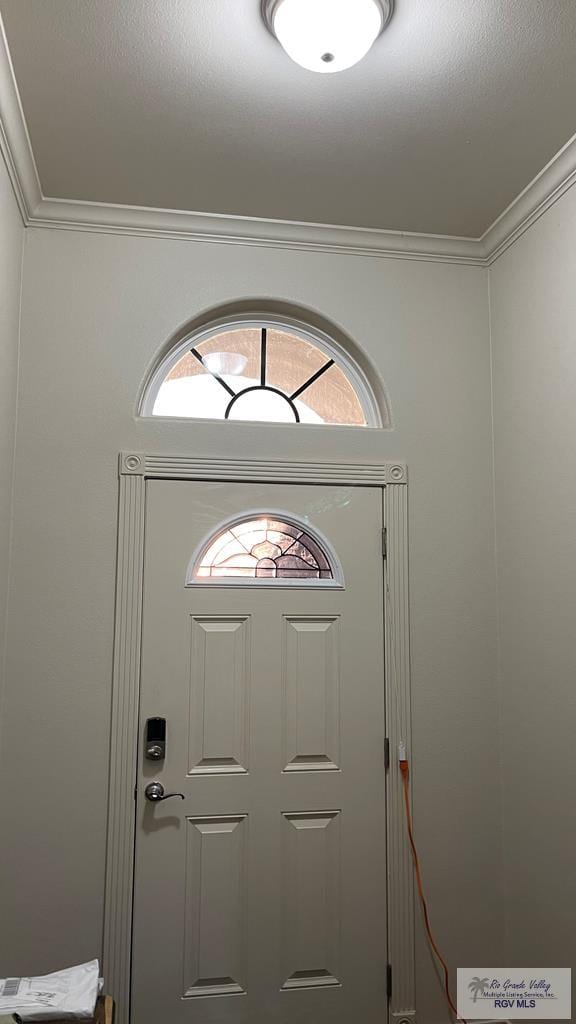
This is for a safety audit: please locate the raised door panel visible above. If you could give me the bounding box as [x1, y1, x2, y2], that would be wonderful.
[282, 616, 340, 772]
[188, 616, 250, 775]
[281, 811, 341, 990]
[183, 815, 248, 998]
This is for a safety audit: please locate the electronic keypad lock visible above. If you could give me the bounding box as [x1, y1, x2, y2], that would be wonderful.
[145, 717, 166, 761]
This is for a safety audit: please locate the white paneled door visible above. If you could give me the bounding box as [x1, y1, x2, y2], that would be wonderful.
[132, 480, 387, 1024]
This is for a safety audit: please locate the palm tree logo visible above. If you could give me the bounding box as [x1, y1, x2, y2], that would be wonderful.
[468, 977, 490, 1002]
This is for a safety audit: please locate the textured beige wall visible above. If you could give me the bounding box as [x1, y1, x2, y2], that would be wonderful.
[1, 228, 501, 1019]
[490, 185, 576, 974]
[0, 155, 24, 755]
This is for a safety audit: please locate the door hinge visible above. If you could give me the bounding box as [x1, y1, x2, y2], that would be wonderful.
[382, 527, 387, 559]
[386, 963, 393, 1001]
[384, 737, 390, 770]
[134, 785, 138, 802]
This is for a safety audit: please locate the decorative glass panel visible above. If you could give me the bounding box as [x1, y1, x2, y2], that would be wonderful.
[194, 517, 334, 581]
[147, 325, 371, 426]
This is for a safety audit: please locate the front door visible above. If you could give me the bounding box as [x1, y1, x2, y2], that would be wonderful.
[132, 480, 387, 1024]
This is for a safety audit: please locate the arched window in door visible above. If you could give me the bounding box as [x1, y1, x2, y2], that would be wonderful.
[141, 317, 384, 427]
[187, 513, 344, 587]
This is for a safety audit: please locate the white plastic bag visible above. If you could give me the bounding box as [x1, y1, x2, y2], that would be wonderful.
[0, 961, 99, 1021]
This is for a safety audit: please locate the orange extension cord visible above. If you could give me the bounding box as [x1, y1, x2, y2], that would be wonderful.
[399, 756, 467, 1024]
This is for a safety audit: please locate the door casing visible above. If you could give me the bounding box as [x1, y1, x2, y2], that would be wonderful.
[104, 451, 415, 1024]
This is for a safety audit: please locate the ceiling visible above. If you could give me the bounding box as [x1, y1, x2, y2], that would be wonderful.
[1, 0, 576, 238]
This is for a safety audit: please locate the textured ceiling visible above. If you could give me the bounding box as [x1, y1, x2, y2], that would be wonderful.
[2, 0, 576, 237]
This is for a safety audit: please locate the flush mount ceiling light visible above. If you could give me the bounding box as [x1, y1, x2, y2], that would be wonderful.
[262, 0, 393, 74]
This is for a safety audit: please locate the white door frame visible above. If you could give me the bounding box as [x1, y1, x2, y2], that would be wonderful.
[104, 451, 415, 1024]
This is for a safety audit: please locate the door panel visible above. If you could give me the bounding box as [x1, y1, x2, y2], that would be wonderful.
[189, 616, 250, 775]
[132, 481, 387, 1024]
[281, 810, 341, 990]
[183, 814, 248, 998]
[283, 616, 340, 772]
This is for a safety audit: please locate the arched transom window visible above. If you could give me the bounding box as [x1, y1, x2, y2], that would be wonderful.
[188, 514, 343, 587]
[142, 320, 381, 426]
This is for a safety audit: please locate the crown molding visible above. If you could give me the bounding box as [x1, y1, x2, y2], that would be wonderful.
[30, 196, 483, 264]
[480, 129, 576, 264]
[0, 14, 41, 223]
[1, 8, 576, 266]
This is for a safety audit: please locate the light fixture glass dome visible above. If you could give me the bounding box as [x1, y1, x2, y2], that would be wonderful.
[268, 0, 388, 74]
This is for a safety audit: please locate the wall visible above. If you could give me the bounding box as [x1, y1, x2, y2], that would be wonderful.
[0, 227, 501, 1019]
[490, 185, 576, 973]
[0, 155, 23, 757]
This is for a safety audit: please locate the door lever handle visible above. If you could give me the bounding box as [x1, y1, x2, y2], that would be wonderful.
[144, 782, 185, 803]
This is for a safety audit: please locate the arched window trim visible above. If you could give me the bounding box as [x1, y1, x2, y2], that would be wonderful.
[140, 313, 384, 428]
[185, 509, 345, 589]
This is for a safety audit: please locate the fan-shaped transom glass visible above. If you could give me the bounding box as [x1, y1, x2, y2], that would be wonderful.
[144, 323, 376, 426]
[191, 516, 339, 584]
